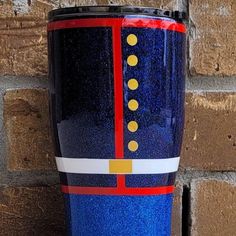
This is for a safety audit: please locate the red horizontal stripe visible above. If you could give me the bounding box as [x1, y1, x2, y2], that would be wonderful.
[47, 18, 186, 33]
[61, 185, 174, 196]
[122, 18, 186, 32]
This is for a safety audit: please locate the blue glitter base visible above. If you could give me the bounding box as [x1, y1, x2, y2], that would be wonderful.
[64, 194, 173, 236]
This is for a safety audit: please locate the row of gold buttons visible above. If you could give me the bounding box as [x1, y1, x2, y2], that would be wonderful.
[127, 34, 139, 152]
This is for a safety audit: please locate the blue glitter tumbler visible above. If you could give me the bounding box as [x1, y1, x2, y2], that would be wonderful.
[48, 6, 186, 236]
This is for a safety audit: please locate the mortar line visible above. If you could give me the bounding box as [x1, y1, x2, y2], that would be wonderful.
[182, 184, 191, 236]
[1, 76, 236, 92]
[0, 76, 49, 89]
[0, 89, 7, 172]
[0, 170, 60, 187]
[186, 76, 236, 92]
[176, 170, 236, 185]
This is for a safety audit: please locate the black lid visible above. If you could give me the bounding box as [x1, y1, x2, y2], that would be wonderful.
[48, 5, 186, 22]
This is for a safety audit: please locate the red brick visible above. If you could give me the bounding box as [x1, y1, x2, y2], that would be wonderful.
[189, 0, 236, 76]
[0, 186, 65, 235]
[0, 0, 102, 76]
[0, 0, 181, 76]
[0, 0, 52, 76]
[4, 89, 55, 171]
[191, 179, 236, 236]
[181, 92, 236, 170]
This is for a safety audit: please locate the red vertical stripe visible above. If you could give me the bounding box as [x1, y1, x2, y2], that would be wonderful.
[112, 26, 124, 159]
[112, 26, 125, 190]
[117, 175, 126, 189]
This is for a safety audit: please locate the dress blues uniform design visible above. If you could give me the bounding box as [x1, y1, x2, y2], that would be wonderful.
[48, 6, 186, 236]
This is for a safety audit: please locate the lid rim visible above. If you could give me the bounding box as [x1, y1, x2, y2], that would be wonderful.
[48, 5, 186, 22]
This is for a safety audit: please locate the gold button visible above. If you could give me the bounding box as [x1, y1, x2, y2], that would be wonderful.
[128, 121, 138, 132]
[127, 34, 138, 46]
[128, 79, 139, 90]
[128, 99, 139, 111]
[128, 140, 139, 152]
[127, 55, 138, 66]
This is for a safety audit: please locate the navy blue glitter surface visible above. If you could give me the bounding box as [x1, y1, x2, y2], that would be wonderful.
[64, 194, 173, 236]
[48, 11, 186, 236]
[49, 27, 117, 187]
[52, 27, 114, 159]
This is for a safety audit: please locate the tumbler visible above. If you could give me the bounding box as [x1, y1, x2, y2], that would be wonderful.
[47, 6, 186, 236]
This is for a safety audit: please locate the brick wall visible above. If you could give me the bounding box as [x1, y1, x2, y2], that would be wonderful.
[0, 0, 236, 235]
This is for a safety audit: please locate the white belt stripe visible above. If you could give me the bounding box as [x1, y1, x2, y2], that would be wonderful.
[56, 157, 180, 174]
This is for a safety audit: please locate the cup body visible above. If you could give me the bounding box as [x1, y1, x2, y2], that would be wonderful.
[48, 6, 186, 236]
